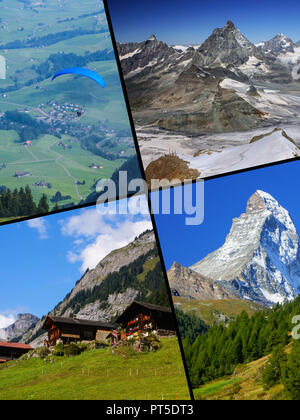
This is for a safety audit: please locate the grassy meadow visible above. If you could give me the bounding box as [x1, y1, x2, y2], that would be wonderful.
[0, 338, 191, 400]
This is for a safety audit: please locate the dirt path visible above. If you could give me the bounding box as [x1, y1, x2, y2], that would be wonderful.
[47, 140, 83, 200]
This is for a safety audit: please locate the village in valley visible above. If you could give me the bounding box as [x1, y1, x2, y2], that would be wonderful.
[0, 0, 136, 221]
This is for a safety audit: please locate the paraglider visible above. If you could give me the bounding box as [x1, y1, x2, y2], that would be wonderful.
[51, 67, 106, 88]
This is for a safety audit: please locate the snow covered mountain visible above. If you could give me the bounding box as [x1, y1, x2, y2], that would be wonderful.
[0, 314, 39, 342]
[257, 34, 295, 57]
[190, 191, 300, 306]
[117, 21, 295, 133]
[181, 128, 300, 178]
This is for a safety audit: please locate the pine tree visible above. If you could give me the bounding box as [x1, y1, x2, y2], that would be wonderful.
[37, 193, 49, 214]
[262, 345, 287, 390]
[282, 339, 300, 400]
[24, 185, 37, 215]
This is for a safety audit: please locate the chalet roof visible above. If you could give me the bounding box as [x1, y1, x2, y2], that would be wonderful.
[116, 301, 172, 324]
[0, 341, 33, 350]
[42, 315, 115, 330]
[133, 301, 172, 313]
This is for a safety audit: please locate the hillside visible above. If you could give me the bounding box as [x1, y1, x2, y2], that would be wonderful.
[193, 343, 295, 400]
[0, 337, 190, 400]
[0, 0, 135, 217]
[173, 297, 265, 327]
[20, 230, 170, 346]
[181, 294, 300, 400]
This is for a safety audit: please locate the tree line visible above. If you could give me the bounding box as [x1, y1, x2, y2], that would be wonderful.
[181, 295, 300, 400]
[0, 185, 49, 217]
[60, 248, 170, 316]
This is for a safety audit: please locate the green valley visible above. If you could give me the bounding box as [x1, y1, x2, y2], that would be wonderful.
[0, 0, 136, 220]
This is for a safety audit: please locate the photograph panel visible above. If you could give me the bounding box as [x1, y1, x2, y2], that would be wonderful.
[107, 0, 300, 188]
[0, 195, 191, 400]
[0, 0, 141, 224]
[152, 161, 300, 400]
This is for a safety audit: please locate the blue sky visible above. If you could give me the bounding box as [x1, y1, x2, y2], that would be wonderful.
[0, 197, 152, 327]
[153, 160, 300, 271]
[107, 0, 300, 45]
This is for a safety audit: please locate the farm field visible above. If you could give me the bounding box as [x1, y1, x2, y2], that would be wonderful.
[0, 338, 191, 400]
[0, 131, 124, 206]
[0, 0, 135, 220]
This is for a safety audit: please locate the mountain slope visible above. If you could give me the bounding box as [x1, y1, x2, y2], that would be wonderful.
[168, 262, 235, 300]
[0, 337, 189, 400]
[118, 21, 294, 134]
[20, 230, 169, 346]
[0, 314, 39, 342]
[190, 190, 300, 306]
[194, 21, 290, 83]
[181, 128, 300, 178]
[257, 34, 295, 57]
[173, 297, 265, 327]
[194, 351, 286, 400]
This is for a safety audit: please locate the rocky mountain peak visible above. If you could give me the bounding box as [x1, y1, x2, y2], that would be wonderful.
[148, 34, 157, 42]
[0, 313, 39, 342]
[167, 261, 236, 300]
[246, 190, 271, 214]
[257, 34, 295, 56]
[225, 20, 237, 30]
[189, 191, 300, 306]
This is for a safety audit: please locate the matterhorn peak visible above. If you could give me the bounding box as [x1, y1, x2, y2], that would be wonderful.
[225, 20, 236, 29]
[190, 190, 300, 306]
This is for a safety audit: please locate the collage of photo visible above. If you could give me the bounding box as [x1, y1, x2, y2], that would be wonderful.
[0, 0, 299, 404]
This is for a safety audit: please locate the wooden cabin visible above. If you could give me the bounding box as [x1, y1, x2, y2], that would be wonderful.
[42, 316, 116, 346]
[116, 301, 176, 337]
[0, 341, 33, 363]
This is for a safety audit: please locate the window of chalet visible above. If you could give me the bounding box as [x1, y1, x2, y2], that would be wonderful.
[84, 330, 94, 340]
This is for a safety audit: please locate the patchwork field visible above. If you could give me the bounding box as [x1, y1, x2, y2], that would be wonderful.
[0, 0, 135, 217]
[0, 131, 124, 207]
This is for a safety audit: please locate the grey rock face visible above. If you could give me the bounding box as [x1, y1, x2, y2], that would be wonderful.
[258, 34, 295, 57]
[0, 314, 39, 341]
[196, 20, 264, 67]
[167, 261, 236, 300]
[190, 191, 300, 306]
[19, 231, 157, 346]
[118, 22, 293, 134]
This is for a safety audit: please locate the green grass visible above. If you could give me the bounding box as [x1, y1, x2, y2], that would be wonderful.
[0, 0, 134, 221]
[193, 377, 242, 399]
[0, 131, 124, 207]
[0, 338, 191, 400]
[137, 257, 160, 283]
[173, 297, 265, 326]
[192, 344, 293, 400]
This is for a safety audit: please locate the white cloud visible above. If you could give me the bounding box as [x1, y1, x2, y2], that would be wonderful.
[27, 218, 48, 239]
[60, 197, 153, 272]
[0, 313, 15, 329]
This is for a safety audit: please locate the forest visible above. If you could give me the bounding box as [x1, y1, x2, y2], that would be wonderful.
[0, 185, 49, 218]
[181, 296, 300, 400]
[61, 247, 170, 316]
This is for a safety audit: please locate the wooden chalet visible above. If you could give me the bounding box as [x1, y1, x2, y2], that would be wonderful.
[0, 341, 33, 363]
[42, 316, 116, 346]
[116, 301, 176, 337]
